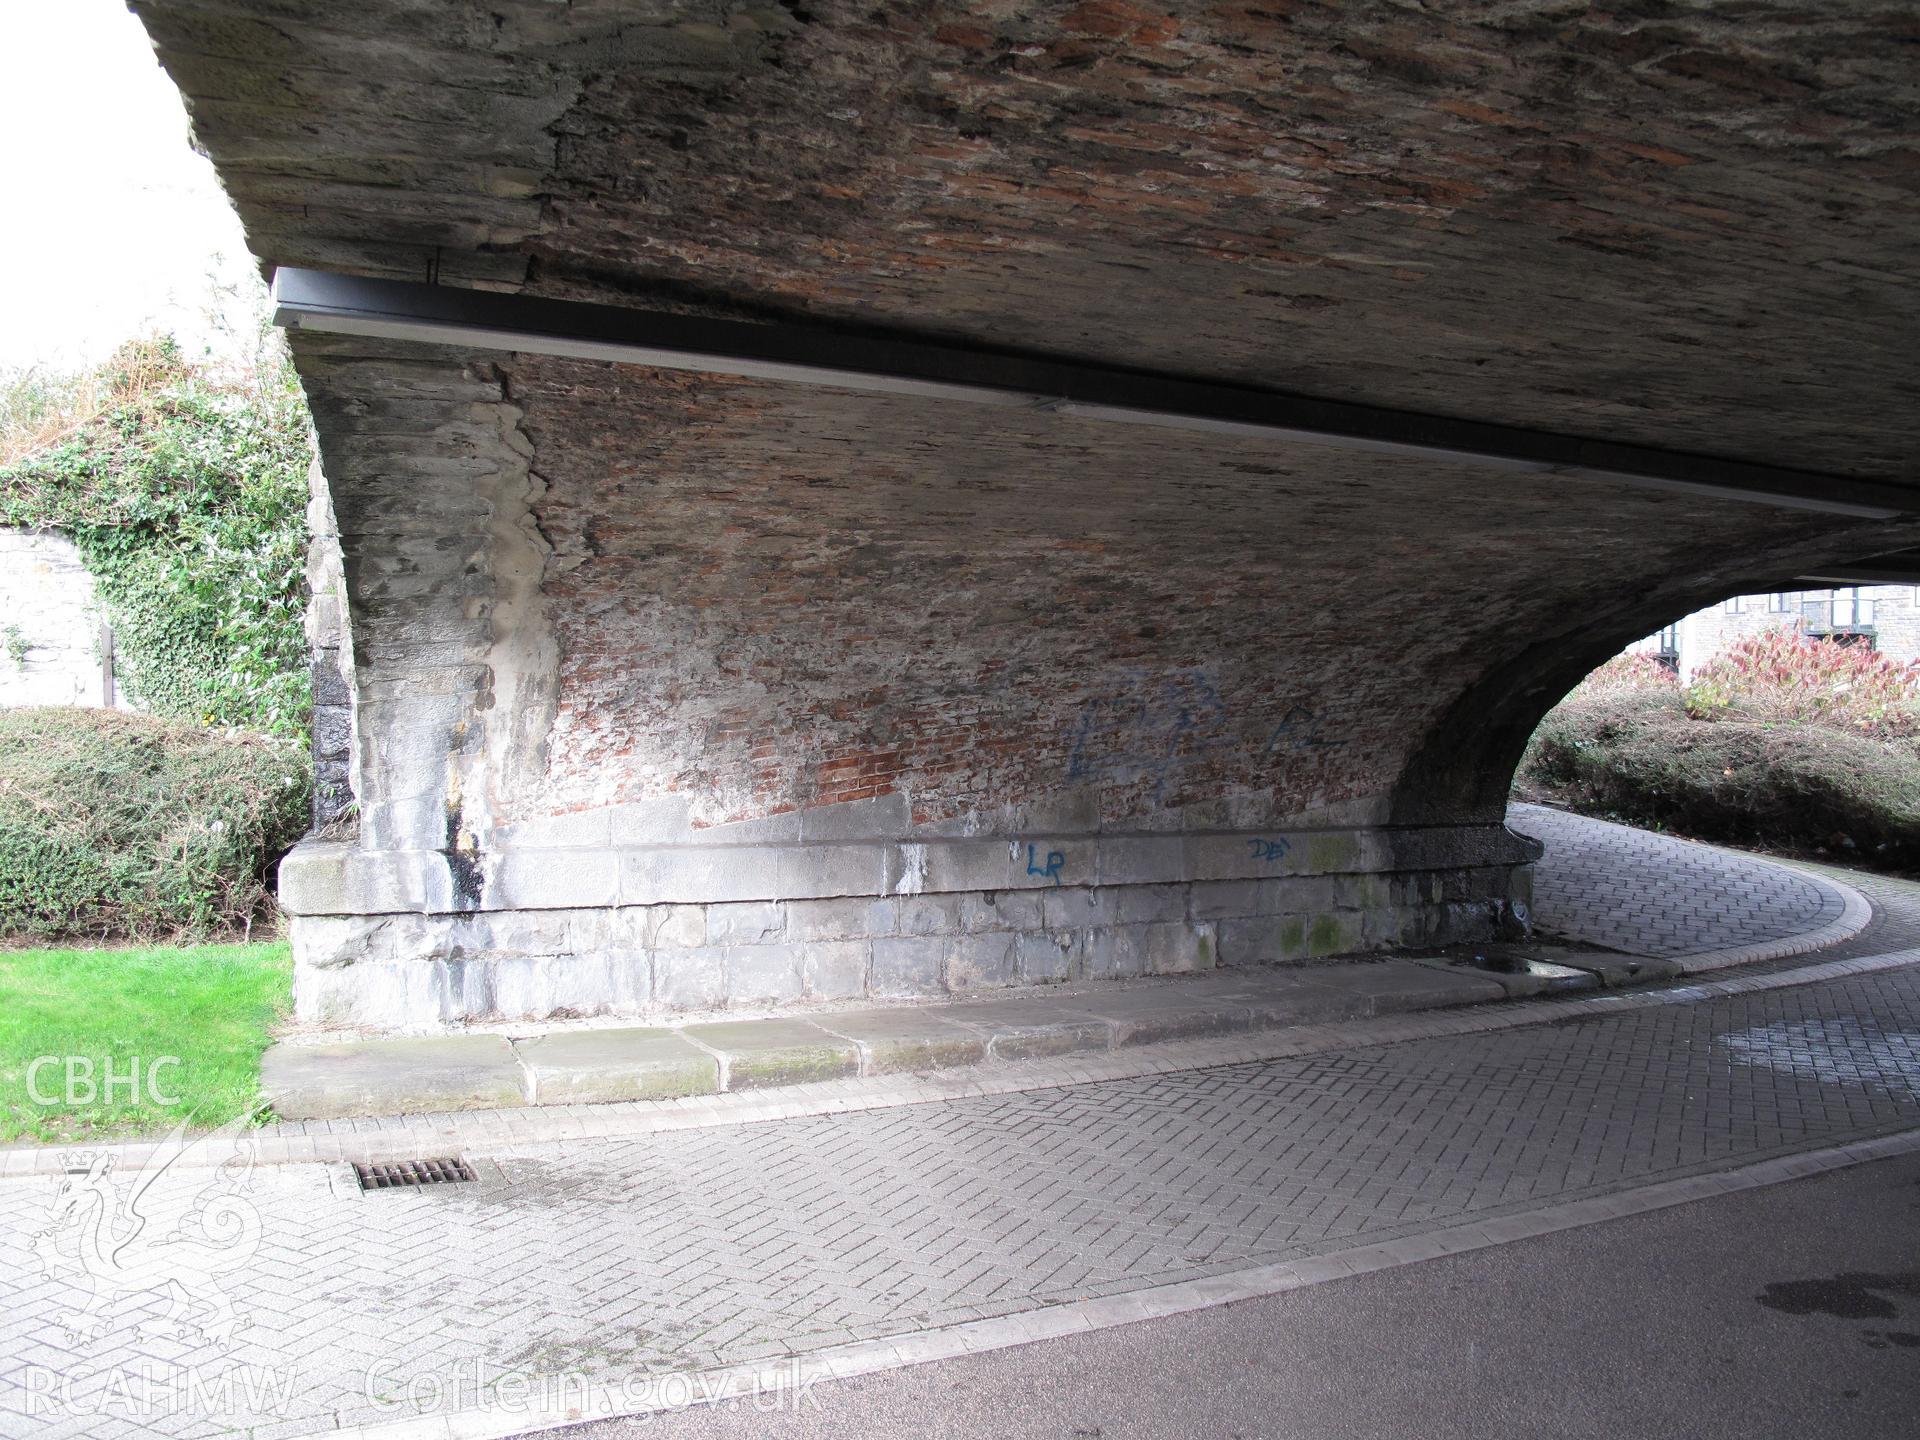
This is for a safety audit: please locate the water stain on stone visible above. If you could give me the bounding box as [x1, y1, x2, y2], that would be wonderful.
[1757, 1272, 1920, 1321]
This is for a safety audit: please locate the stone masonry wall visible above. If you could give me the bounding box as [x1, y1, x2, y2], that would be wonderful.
[287, 827, 1534, 1027]
[271, 335, 1902, 1028]
[304, 450, 357, 827]
[0, 527, 123, 711]
[289, 334, 1866, 855]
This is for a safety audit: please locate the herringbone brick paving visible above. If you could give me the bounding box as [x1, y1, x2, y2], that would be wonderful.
[1735, 860, 1920, 970]
[1510, 803, 1841, 956]
[6, 958, 1920, 1437]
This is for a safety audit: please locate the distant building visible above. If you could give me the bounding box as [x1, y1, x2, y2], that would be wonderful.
[1627, 586, 1920, 678]
[0, 526, 129, 710]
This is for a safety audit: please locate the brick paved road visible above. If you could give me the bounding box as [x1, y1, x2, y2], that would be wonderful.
[1510, 803, 1846, 957]
[5, 914, 1920, 1438]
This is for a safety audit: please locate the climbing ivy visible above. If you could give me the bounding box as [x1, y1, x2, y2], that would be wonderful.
[0, 338, 313, 739]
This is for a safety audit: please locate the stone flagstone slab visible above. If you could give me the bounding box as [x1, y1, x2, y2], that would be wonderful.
[924, 997, 1115, 1061]
[811, 1010, 989, 1075]
[679, 1018, 861, 1090]
[1070, 987, 1256, 1047]
[1291, 960, 1507, 1015]
[262, 1034, 525, 1121]
[516, 1028, 720, 1105]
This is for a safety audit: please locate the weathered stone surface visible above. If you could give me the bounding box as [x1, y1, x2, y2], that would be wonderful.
[942, 932, 1018, 992]
[1216, 914, 1314, 967]
[515, 1028, 718, 1105]
[680, 1019, 860, 1090]
[653, 947, 727, 1012]
[812, 1010, 987, 1075]
[1073, 989, 1252, 1048]
[1176, 970, 1372, 1028]
[723, 944, 803, 1007]
[1141, 920, 1215, 975]
[261, 1035, 525, 1121]
[927, 998, 1112, 1061]
[490, 950, 651, 1020]
[1013, 931, 1076, 986]
[957, 890, 1045, 935]
[279, 861, 1503, 1022]
[140, 0, 1920, 480]
[1293, 961, 1507, 1017]
[1407, 955, 1559, 1001]
[799, 940, 869, 1001]
[1554, 952, 1686, 989]
[305, 451, 356, 828]
[705, 901, 784, 947]
[1083, 925, 1149, 982]
[868, 936, 947, 1000]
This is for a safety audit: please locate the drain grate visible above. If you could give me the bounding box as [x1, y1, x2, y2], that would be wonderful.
[353, 1157, 476, 1192]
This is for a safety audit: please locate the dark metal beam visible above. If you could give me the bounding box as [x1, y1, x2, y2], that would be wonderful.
[1795, 548, 1920, 585]
[271, 267, 1917, 521]
[1797, 567, 1920, 586]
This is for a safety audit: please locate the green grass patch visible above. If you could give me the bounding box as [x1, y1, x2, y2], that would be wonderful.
[0, 940, 290, 1144]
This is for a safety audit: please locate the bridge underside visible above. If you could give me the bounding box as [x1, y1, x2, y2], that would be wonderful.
[134, 0, 1920, 1025]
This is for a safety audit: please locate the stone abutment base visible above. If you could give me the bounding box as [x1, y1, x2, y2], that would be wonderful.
[281, 822, 1538, 1028]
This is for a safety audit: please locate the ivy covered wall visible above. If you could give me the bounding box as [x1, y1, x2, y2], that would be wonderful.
[0, 339, 313, 740]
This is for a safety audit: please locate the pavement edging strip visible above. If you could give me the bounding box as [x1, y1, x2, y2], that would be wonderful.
[324, 1123, 1920, 1440]
[1668, 860, 1872, 971]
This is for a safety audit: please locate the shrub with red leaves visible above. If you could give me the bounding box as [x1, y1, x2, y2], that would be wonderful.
[1566, 651, 1679, 700]
[1684, 629, 1920, 736]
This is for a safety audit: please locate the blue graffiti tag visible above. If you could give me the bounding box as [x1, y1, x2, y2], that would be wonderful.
[1025, 844, 1066, 886]
[1067, 669, 1233, 801]
[1248, 837, 1291, 862]
[1263, 705, 1346, 757]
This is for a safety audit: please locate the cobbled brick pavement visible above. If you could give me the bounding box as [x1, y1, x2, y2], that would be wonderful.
[1510, 803, 1845, 956]
[2, 821, 1917, 1438]
[7, 961, 1920, 1435]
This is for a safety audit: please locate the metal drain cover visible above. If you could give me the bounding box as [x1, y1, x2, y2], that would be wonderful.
[353, 1157, 476, 1191]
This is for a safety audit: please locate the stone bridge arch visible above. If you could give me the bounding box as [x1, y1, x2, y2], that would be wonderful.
[126, 0, 1920, 1028]
[1393, 541, 1920, 828]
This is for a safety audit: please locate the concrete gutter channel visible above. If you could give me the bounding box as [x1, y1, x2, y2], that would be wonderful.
[258, 946, 1675, 1122]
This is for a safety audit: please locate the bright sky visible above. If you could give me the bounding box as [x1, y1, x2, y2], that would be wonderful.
[0, 0, 260, 373]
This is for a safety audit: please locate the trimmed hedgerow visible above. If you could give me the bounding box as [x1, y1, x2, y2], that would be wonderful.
[0, 707, 310, 942]
[1522, 635, 1920, 869]
[1569, 650, 1681, 700]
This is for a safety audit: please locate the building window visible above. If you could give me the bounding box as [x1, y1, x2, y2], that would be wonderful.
[1832, 587, 1875, 628]
[1653, 623, 1680, 673]
[1769, 592, 1791, 613]
[1806, 587, 1879, 650]
[1723, 596, 1743, 614]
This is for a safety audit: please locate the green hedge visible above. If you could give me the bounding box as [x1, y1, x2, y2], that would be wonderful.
[1524, 689, 1920, 867]
[0, 707, 310, 942]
